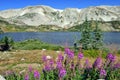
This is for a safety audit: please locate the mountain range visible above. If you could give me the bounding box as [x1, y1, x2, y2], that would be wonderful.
[0, 5, 120, 32]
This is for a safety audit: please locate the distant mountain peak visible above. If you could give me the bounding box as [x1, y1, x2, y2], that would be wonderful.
[0, 5, 119, 27]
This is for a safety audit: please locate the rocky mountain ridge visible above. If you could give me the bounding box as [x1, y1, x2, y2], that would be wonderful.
[0, 5, 119, 28]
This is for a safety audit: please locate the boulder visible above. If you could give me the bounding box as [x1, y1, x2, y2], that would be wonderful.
[0, 44, 9, 51]
[0, 75, 6, 80]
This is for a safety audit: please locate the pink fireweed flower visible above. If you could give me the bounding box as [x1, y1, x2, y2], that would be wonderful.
[34, 70, 40, 79]
[93, 57, 102, 68]
[67, 50, 74, 59]
[28, 65, 33, 72]
[44, 64, 51, 71]
[56, 61, 63, 69]
[112, 55, 116, 62]
[49, 59, 54, 66]
[49, 60, 54, 70]
[84, 59, 90, 69]
[24, 74, 29, 80]
[5, 70, 13, 76]
[100, 69, 107, 78]
[114, 62, 120, 69]
[42, 55, 47, 62]
[107, 53, 116, 62]
[58, 53, 64, 61]
[85, 59, 89, 65]
[78, 52, 84, 59]
[64, 48, 71, 54]
[59, 68, 66, 78]
[107, 53, 113, 59]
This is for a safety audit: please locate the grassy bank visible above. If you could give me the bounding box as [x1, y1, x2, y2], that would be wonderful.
[13, 39, 64, 51]
[1, 37, 119, 58]
[13, 40, 120, 59]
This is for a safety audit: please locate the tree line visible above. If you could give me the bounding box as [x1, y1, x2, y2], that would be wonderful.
[79, 18, 103, 50]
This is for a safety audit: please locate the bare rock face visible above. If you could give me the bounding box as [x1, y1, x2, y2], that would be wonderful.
[0, 5, 119, 28]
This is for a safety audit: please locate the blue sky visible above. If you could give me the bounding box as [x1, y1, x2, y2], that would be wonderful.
[0, 0, 119, 10]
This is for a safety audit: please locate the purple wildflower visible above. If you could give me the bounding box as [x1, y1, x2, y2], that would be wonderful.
[64, 48, 74, 59]
[5, 70, 13, 76]
[85, 59, 89, 65]
[107, 53, 116, 62]
[24, 74, 29, 80]
[56, 61, 63, 69]
[78, 52, 84, 59]
[84, 59, 90, 69]
[58, 53, 64, 61]
[112, 55, 116, 62]
[44, 64, 51, 71]
[59, 68, 66, 78]
[114, 62, 120, 69]
[42, 55, 47, 62]
[67, 50, 74, 59]
[93, 57, 102, 68]
[34, 70, 40, 79]
[49, 59, 54, 66]
[28, 65, 33, 72]
[64, 48, 70, 54]
[100, 69, 107, 78]
[107, 53, 113, 59]
[49, 59, 54, 69]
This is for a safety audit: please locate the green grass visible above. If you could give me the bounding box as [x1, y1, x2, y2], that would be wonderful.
[83, 49, 108, 58]
[13, 39, 64, 50]
[12, 39, 118, 58]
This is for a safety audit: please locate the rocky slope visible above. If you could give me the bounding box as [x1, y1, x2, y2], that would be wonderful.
[0, 5, 120, 31]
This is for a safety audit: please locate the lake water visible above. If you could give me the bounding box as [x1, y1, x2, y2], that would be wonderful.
[0, 32, 120, 47]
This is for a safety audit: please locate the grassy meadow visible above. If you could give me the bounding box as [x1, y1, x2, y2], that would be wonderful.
[0, 38, 120, 80]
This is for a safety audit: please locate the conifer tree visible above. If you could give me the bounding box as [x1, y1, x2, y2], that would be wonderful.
[92, 21, 103, 49]
[80, 18, 92, 50]
[79, 18, 103, 50]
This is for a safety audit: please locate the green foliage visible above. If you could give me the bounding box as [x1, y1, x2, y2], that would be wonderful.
[0, 19, 9, 25]
[0, 28, 4, 33]
[79, 19, 103, 50]
[68, 24, 83, 31]
[82, 49, 108, 58]
[5, 73, 24, 80]
[118, 49, 120, 54]
[105, 69, 120, 80]
[110, 21, 120, 29]
[13, 39, 64, 50]
[79, 18, 93, 50]
[92, 21, 103, 49]
[0, 36, 14, 46]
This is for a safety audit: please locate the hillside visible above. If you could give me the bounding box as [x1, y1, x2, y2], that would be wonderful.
[0, 5, 120, 32]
